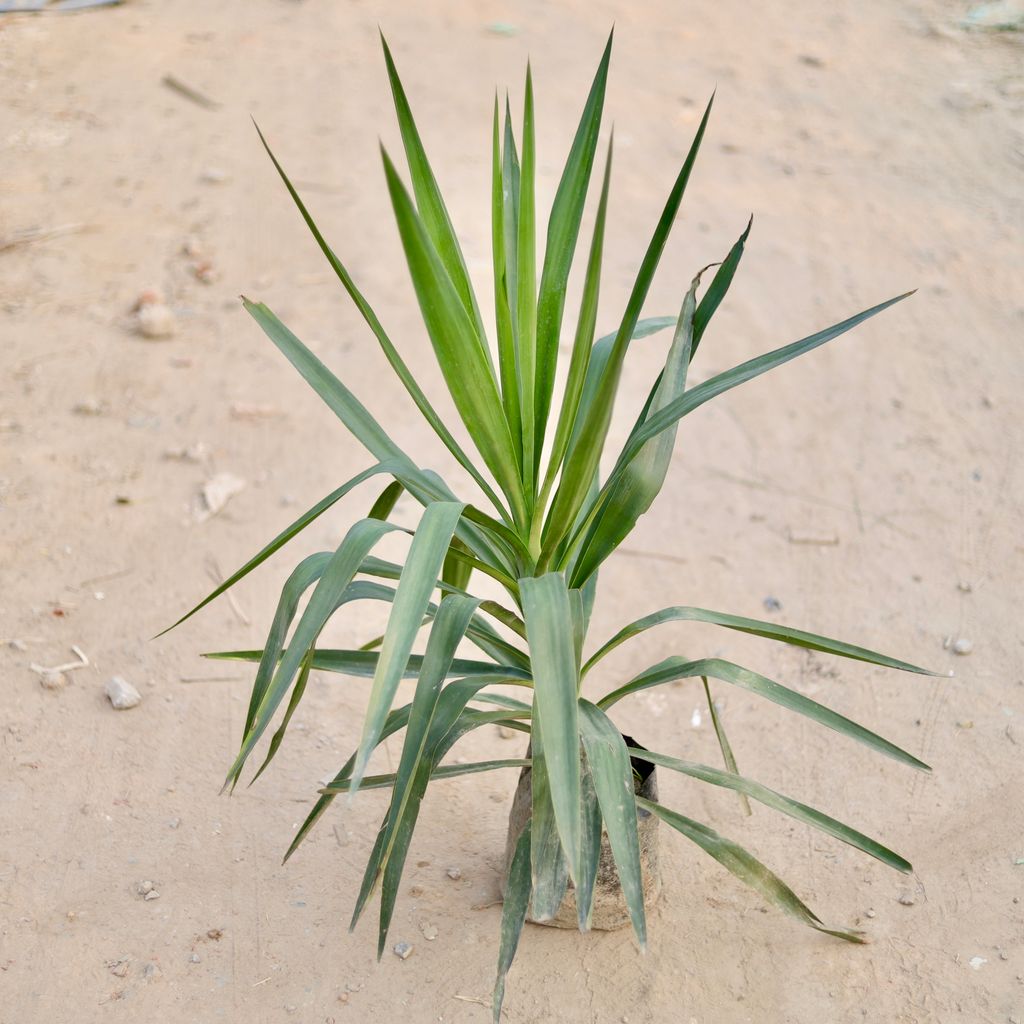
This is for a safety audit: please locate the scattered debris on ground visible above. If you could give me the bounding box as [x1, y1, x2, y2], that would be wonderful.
[106, 676, 142, 710]
[195, 473, 246, 521]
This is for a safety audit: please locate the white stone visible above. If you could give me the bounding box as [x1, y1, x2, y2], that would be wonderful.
[136, 302, 176, 339]
[106, 676, 141, 710]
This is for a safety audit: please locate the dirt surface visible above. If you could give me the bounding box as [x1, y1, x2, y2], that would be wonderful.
[2, 2, 1022, 1022]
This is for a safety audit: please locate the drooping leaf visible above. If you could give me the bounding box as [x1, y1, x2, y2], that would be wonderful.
[320, 758, 531, 795]
[611, 292, 916, 479]
[159, 464, 390, 637]
[379, 594, 480, 847]
[206, 647, 530, 683]
[246, 579, 401, 787]
[575, 756, 602, 931]
[701, 677, 751, 816]
[521, 574, 582, 886]
[526, 734, 569, 922]
[355, 593, 480, 952]
[287, 685, 528, 867]
[629, 748, 910, 872]
[241, 298, 508, 567]
[284, 702, 414, 864]
[349, 501, 466, 796]
[493, 822, 532, 1023]
[248, 648, 314, 786]
[578, 700, 646, 947]
[224, 517, 398, 789]
[583, 604, 937, 676]
[252, 126, 510, 523]
[599, 656, 930, 772]
[238, 552, 330, 744]
[355, 677, 523, 943]
[639, 798, 866, 943]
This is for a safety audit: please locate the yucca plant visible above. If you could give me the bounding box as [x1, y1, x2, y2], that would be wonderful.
[164, 32, 937, 1020]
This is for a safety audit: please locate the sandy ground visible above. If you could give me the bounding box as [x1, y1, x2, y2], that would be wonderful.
[1, 1, 1022, 1022]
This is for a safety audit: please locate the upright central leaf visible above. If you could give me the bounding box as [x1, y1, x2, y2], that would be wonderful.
[516, 66, 538, 500]
[520, 573, 582, 884]
[380, 34, 489, 348]
[533, 32, 612, 478]
[381, 149, 528, 528]
[569, 270, 702, 588]
[540, 95, 714, 565]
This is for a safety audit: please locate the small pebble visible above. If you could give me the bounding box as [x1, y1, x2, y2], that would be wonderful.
[106, 676, 142, 710]
[392, 941, 413, 960]
[445, 867, 461, 881]
[168, 818, 181, 829]
[762, 596, 782, 612]
[188, 953, 201, 964]
[108, 959, 129, 978]
[144, 889, 161, 901]
[142, 962, 161, 981]
[163, 442, 210, 464]
[136, 880, 156, 896]
[206, 928, 223, 940]
[418, 921, 438, 941]
[39, 669, 68, 691]
[192, 260, 217, 285]
[968, 956, 987, 970]
[73, 398, 106, 416]
[136, 302, 176, 339]
[196, 472, 247, 521]
[200, 167, 231, 184]
[865, 909, 876, 919]
[897, 892, 915, 906]
[497, 726, 516, 740]
[952, 638, 974, 656]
